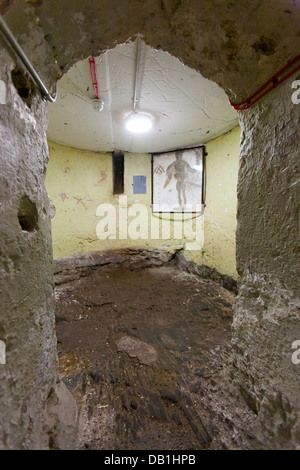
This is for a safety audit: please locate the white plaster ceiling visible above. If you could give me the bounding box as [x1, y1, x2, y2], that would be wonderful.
[47, 40, 238, 154]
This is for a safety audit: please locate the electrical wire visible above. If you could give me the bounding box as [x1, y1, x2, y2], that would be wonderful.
[230, 54, 300, 111]
[88, 56, 99, 99]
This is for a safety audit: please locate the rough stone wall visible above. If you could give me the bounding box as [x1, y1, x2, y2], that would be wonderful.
[2, 0, 300, 103]
[0, 49, 77, 449]
[232, 78, 300, 449]
[1, 0, 299, 450]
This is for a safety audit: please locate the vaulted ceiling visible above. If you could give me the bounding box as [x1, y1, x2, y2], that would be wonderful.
[2, 0, 299, 155]
[47, 40, 238, 154]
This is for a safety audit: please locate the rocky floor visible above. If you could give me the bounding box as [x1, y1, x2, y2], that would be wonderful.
[54, 264, 258, 450]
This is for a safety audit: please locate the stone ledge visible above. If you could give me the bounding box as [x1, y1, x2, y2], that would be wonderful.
[53, 248, 238, 294]
[171, 252, 238, 295]
[53, 248, 176, 285]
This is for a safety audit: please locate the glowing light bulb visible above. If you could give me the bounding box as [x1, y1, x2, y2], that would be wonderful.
[125, 112, 154, 133]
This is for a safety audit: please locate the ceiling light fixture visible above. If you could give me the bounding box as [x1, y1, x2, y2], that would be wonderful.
[125, 112, 153, 133]
[125, 37, 154, 134]
[91, 98, 104, 112]
[89, 56, 104, 112]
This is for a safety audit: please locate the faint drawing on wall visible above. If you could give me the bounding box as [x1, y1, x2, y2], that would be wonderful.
[152, 146, 205, 213]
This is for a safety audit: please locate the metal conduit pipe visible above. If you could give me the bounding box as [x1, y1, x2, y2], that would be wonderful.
[0, 16, 57, 102]
[133, 36, 142, 112]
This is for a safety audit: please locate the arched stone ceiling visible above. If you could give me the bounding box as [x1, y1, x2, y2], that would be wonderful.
[1, 0, 300, 104]
[47, 41, 238, 153]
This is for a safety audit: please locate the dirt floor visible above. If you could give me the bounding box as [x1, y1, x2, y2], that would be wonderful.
[54, 264, 257, 450]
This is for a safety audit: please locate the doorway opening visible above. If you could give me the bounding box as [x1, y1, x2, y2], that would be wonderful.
[45, 40, 251, 450]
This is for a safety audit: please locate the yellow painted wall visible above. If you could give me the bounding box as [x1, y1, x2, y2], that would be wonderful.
[46, 143, 111, 258]
[46, 143, 203, 259]
[201, 126, 240, 278]
[46, 127, 240, 277]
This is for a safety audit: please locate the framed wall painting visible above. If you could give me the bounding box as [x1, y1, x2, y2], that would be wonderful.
[151, 146, 205, 213]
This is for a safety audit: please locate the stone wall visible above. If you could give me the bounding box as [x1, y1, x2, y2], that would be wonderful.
[45, 143, 204, 259]
[0, 49, 77, 450]
[232, 78, 300, 449]
[45, 130, 240, 277]
[3, 0, 300, 103]
[0, 0, 299, 449]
